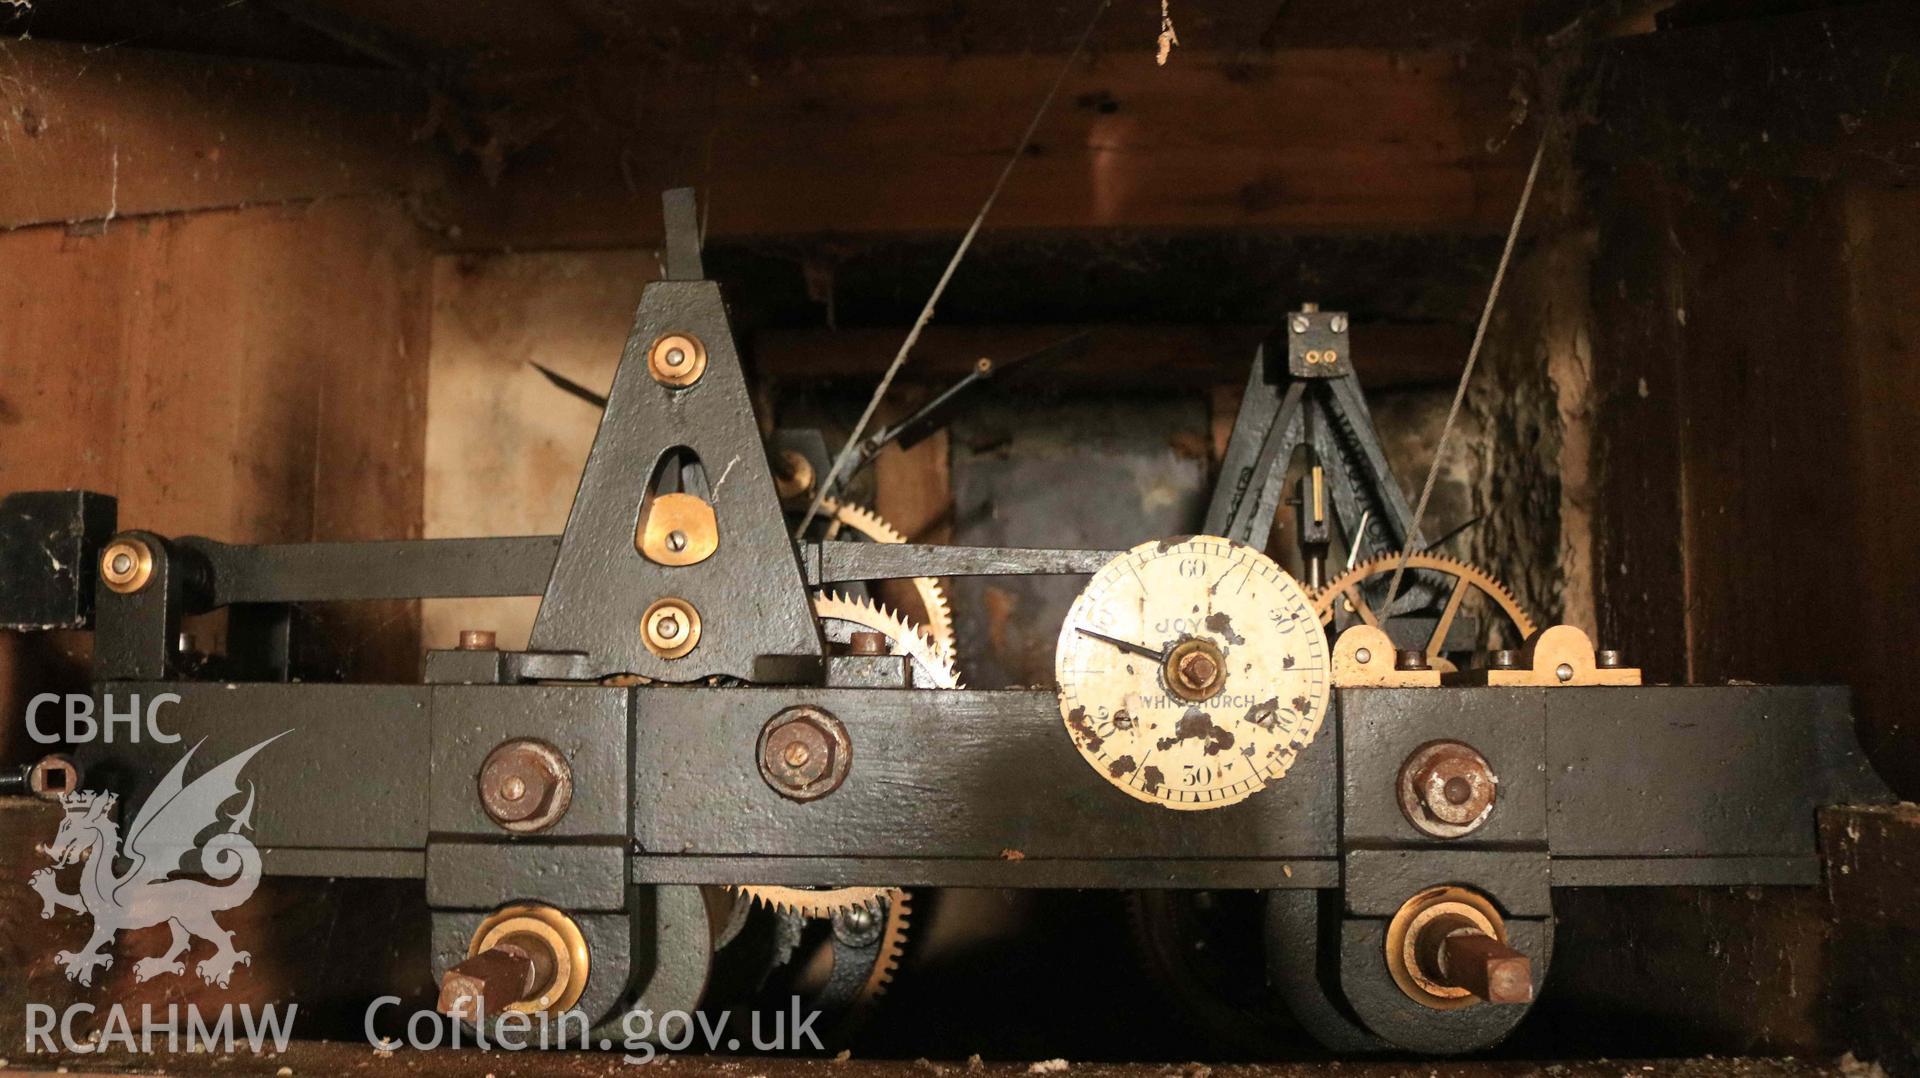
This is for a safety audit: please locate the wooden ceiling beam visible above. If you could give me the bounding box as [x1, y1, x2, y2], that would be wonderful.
[753, 322, 1468, 391]
[0, 39, 441, 231]
[439, 47, 1532, 250]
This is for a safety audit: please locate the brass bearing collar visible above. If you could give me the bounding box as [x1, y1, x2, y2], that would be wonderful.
[1163, 637, 1228, 702]
[641, 597, 702, 659]
[100, 536, 155, 594]
[469, 904, 591, 1015]
[1384, 885, 1507, 1010]
[647, 333, 707, 388]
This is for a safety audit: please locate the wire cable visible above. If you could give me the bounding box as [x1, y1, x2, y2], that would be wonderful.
[1380, 137, 1548, 621]
[795, 0, 1113, 537]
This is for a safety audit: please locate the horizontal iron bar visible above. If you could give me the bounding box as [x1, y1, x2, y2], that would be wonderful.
[630, 855, 1340, 889]
[1547, 855, 1818, 887]
[807, 542, 1122, 583]
[186, 535, 560, 603]
[181, 535, 1121, 605]
[82, 682, 1876, 894]
[263, 848, 426, 878]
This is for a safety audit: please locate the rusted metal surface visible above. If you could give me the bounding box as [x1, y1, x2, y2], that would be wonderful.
[757, 706, 852, 801]
[436, 943, 538, 1020]
[1438, 931, 1534, 1005]
[1398, 740, 1498, 839]
[478, 739, 573, 833]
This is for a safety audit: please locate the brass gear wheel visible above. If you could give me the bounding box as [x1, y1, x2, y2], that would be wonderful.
[1313, 552, 1537, 656]
[812, 592, 963, 689]
[729, 885, 911, 1011]
[731, 591, 954, 939]
[731, 883, 902, 920]
[853, 889, 910, 1009]
[817, 497, 956, 660]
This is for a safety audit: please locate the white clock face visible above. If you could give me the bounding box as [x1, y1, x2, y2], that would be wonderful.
[1055, 537, 1331, 810]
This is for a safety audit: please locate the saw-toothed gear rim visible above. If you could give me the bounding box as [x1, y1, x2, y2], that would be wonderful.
[734, 590, 945, 956]
[813, 592, 963, 689]
[1312, 551, 1537, 651]
[816, 497, 956, 661]
[852, 889, 910, 1013]
[725, 887, 911, 1019]
[728, 883, 901, 920]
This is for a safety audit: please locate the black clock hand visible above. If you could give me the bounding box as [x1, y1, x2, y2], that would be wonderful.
[1075, 627, 1169, 663]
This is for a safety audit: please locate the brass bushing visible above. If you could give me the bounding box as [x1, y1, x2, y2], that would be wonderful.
[478, 738, 573, 833]
[458, 629, 498, 651]
[100, 537, 155, 594]
[758, 706, 852, 801]
[648, 333, 708, 388]
[1398, 739, 1498, 839]
[467, 904, 590, 1014]
[1384, 885, 1509, 1010]
[641, 597, 702, 659]
[1164, 638, 1227, 702]
[29, 755, 80, 801]
[772, 449, 815, 502]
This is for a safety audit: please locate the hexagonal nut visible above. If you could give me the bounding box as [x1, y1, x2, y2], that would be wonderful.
[478, 739, 573, 832]
[758, 706, 851, 801]
[1398, 740, 1497, 838]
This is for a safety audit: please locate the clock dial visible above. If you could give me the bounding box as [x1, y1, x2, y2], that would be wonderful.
[1055, 537, 1331, 810]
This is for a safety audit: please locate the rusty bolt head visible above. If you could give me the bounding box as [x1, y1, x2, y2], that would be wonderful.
[758, 706, 851, 801]
[1488, 649, 1521, 670]
[1437, 929, 1534, 1005]
[437, 942, 539, 1022]
[479, 739, 572, 832]
[28, 755, 79, 801]
[1164, 638, 1228, 701]
[1395, 649, 1430, 671]
[1398, 740, 1497, 839]
[1176, 650, 1220, 690]
[1596, 649, 1624, 669]
[848, 631, 889, 656]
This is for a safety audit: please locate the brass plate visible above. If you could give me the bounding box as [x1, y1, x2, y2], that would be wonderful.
[1452, 624, 1642, 687]
[1331, 625, 1442, 687]
[637, 492, 719, 566]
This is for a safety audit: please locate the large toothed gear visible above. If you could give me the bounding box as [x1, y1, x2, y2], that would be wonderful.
[1312, 551, 1537, 653]
[853, 889, 910, 1009]
[816, 497, 956, 660]
[813, 592, 963, 689]
[731, 883, 903, 920]
[727, 590, 950, 968]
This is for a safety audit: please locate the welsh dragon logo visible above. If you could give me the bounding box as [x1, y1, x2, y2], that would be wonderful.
[30, 733, 285, 988]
